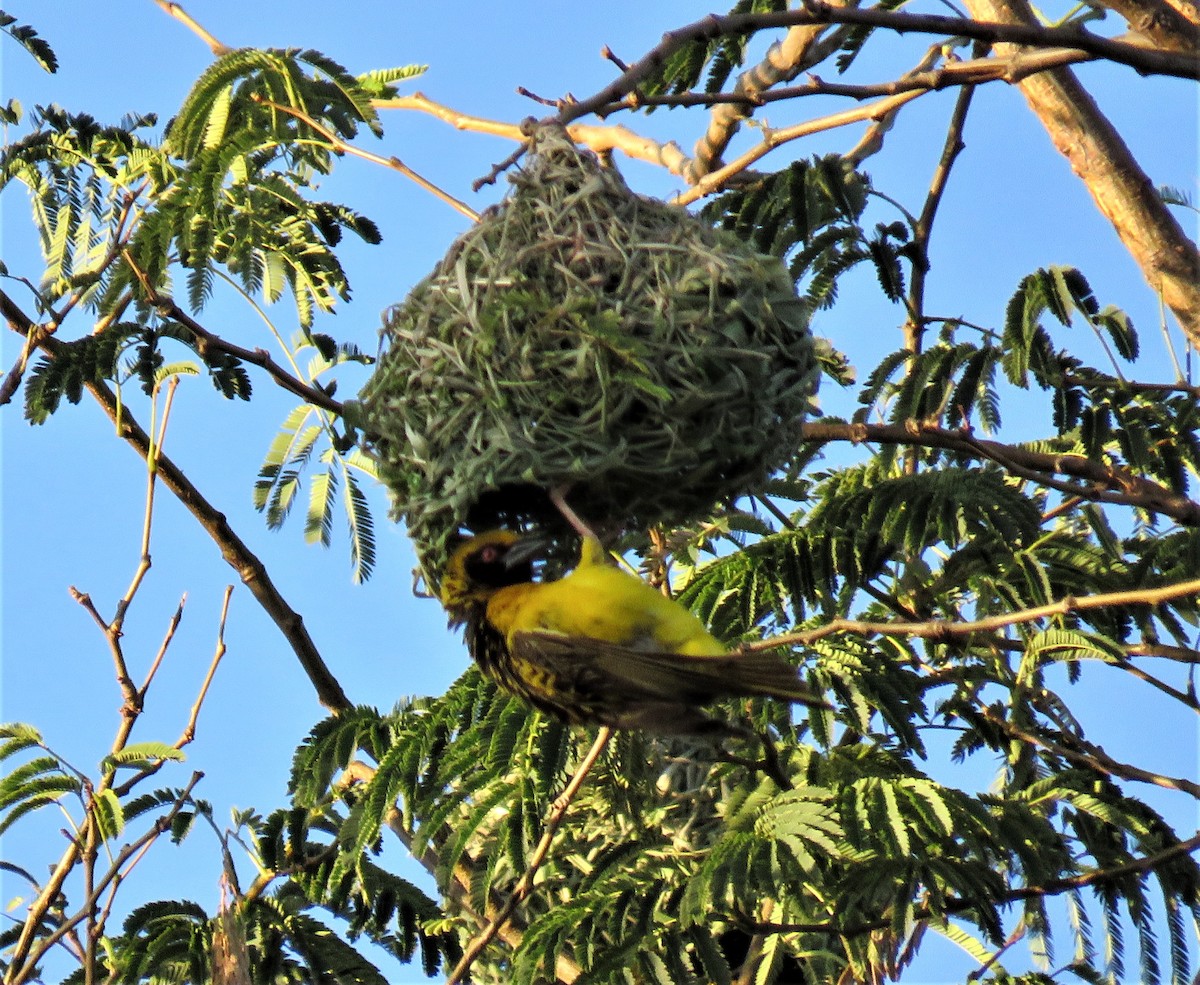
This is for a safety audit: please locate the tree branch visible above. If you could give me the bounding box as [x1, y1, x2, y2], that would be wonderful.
[151, 0, 229, 56]
[117, 268, 347, 418]
[962, 0, 1200, 345]
[252, 96, 480, 222]
[340, 759, 585, 984]
[673, 89, 928, 204]
[800, 420, 1200, 524]
[0, 294, 351, 713]
[1092, 0, 1200, 51]
[977, 703, 1200, 796]
[750, 574, 1200, 649]
[679, 6, 857, 184]
[906, 70, 979, 348]
[445, 727, 612, 985]
[561, 6, 1198, 129]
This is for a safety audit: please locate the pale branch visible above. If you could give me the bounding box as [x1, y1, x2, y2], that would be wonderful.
[753, 829, 1200, 937]
[963, 0, 1200, 346]
[1092, 0, 1200, 51]
[251, 96, 480, 222]
[800, 419, 1200, 524]
[841, 45, 944, 169]
[1163, 0, 1200, 24]
[680, 8, 858, 184]
[560, 5, 1198, 129]
[66, 588, 138, 710]
[378, 47, 1096, 195]
[673, 89, 927, 205]
[1, 294, 350, 712]
[749, 575, 1200, 649]
[111, 374, 181, 643]
[377, 94, 695, 183]
[151, 0, 229, 55]
[445, 727, 613, 985]
[374, 93, 525, 140]
[109, 597, 192, 800]
[137, 594, 186, 704]
[179, 585, 234, 745]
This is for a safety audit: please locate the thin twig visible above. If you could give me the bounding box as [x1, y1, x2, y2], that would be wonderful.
[445, 727, 613, 985]
[753, 828, 1200, 937]
[965, 920, 1028, 982]
[112, 375, 180, 638]
[977, 704, 1200, 797]
[674, 89, 927, 204]
[0, 294, 351, 712]
[907, 64, 980, 349]
[151, 0, 230, 55]
[252, 96, 479, 221]
[1113, 656, 1200, 710]
[138, 594, 187, 701]
[751, 575, 1200, 651]
[179, 586, 234, 744]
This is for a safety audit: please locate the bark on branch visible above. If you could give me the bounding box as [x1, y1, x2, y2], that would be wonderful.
[962, 0, 1200, 345]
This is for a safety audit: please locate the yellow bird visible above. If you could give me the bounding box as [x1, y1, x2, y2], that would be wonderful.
[440, 530, 827, 735]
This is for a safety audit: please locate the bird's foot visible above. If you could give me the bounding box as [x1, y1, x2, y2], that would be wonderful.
[549, 485, 601, 543]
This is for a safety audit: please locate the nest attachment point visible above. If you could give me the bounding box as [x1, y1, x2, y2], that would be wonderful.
[359, 124, 820, 578]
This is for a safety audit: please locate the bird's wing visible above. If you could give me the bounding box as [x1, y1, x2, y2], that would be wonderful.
[509, 630, 827, 708]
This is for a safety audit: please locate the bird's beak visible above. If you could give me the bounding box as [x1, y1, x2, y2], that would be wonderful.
[501, 532, 554, 567]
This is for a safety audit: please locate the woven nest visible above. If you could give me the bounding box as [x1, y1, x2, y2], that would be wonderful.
[359, 124, 819, 578]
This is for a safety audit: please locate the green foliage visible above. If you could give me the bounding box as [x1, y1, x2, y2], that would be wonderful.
[0, 10, 58, 73]
[701, 155, 882, 311]
[253, 332, 377, 581]
[3, 41, 394, 571]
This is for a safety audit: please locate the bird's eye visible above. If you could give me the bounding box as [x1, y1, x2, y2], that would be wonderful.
[479, 545, 503, 564]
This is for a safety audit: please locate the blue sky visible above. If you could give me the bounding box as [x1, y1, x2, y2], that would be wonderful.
[1, 3, 1197, 983]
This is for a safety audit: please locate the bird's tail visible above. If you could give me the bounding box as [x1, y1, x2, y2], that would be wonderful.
[721, 648, 829, 708]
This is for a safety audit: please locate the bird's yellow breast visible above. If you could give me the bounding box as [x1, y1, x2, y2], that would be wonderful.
[485, 554, 724, 657]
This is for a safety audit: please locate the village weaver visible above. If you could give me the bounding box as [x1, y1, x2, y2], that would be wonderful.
[439, 529, 827, 735]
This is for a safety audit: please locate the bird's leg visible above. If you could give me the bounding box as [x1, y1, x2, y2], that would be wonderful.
[549, 484, 601, 543]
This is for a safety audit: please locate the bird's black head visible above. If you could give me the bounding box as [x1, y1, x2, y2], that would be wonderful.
[441, 530, 536, 617]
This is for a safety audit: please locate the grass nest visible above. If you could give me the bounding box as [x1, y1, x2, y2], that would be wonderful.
[358, 124, 819, 580]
